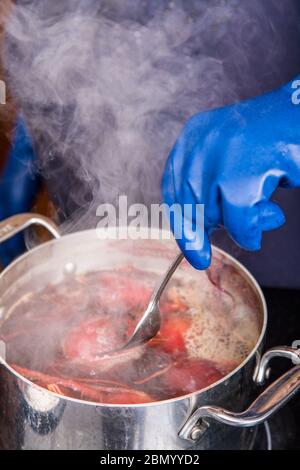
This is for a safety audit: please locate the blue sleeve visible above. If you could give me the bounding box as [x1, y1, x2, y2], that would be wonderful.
[0, 115, 40, 266]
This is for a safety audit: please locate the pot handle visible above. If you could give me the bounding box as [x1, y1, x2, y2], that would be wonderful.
[0, 213, 61, 244]
[179, 346, 300, 443]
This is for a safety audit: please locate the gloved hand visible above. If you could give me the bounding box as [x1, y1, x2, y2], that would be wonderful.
[0, 116, 39, 266]
[162, 79, 300, 269]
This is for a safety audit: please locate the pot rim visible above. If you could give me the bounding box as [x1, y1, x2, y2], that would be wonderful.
[0, 229, 267, 409]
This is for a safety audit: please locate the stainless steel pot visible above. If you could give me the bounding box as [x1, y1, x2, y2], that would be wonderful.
[0, 213, 300, 450]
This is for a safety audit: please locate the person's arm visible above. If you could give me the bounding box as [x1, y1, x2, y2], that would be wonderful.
[162, 77, 300, 269]
[0, 115, 39, 265]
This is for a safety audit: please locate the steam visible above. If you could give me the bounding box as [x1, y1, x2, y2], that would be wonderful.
[3, 0, 300, 230]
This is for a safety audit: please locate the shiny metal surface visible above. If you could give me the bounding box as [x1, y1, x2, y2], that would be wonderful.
[255, 346, 300, 385]
[0, 216, 296, 450]
[0, 355, 260, 450]
[123, 252, 184, 351]
[0, 213, 61, 243]
[179, 354, 300, 442]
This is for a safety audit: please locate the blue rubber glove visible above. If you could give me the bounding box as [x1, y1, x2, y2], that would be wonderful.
[162, 79, 300, 269]
[0, 116, 39, 266]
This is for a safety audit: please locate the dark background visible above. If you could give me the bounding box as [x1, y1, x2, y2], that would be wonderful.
[262, 288, 300, 449]
[1, 0, 300, 449]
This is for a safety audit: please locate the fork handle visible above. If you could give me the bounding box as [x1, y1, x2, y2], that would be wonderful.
[151, 252, 184, 304]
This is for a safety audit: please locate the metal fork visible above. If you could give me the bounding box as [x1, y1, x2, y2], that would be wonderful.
[121, 252, 184, 351]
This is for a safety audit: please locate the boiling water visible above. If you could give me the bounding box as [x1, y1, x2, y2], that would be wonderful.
[0, 263, 261, 404]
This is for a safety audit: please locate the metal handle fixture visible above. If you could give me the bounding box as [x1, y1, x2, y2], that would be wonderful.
[254, 346, 300, 385]
[179, 345, 300, 443]
[0, 213, 61, 244]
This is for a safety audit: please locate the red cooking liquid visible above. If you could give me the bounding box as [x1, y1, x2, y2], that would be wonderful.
[0, 267, 249, 404]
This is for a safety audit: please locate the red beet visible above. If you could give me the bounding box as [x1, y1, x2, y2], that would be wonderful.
[164, 359, 224, 396]
[63, 318, 121, 361]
